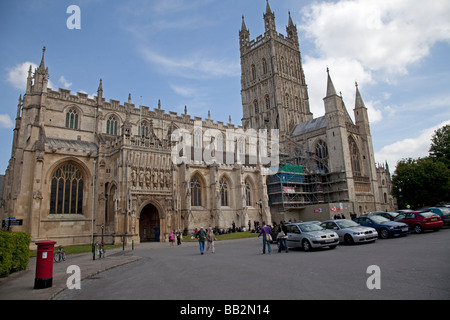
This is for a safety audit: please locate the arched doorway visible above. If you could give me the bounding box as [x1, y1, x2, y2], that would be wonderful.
[139, 203, 160, 242]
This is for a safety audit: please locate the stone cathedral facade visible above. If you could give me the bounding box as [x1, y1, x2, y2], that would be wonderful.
[1, 2, 394, 246]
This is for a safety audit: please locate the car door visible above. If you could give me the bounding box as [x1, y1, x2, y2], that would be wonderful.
[286, 225, 301, 248]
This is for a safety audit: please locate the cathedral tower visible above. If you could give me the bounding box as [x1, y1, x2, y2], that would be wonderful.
[240, 1, 312, 136]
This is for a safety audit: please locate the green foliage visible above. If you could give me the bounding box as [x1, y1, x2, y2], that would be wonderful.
[429, 124, 450, 168]
[0, 231, 31, 277]
[392, 125, 450, 209]
[392, 157, 450, 209]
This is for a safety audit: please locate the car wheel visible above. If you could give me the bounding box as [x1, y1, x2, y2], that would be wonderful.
[414, 224, 423, 233]
[379, 228, 389, 239]
[302, 239, 312, 252]
[344, 234, 354, 245]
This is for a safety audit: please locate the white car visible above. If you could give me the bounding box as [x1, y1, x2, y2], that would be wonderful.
[286, 222, 339, 251]
[320, 220, 378, 244]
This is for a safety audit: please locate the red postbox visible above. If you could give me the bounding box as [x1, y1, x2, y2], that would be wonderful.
[34, 240, 57, 289]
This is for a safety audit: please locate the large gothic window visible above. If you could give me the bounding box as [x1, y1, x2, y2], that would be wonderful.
[315, 140, 329, 173]
[106, 115, 118, 136]
[245, 180, 252, 207]
[65, 108, 79, 129]
[190, 175, 202, 206]
[50, 163, 84, 214]
[348, 136, 361, 176]
[219, 178, 229, 207]
[139, 121, 149, 138]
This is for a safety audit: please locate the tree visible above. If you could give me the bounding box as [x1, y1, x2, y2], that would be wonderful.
[429, 124, 450, 168]
[392, 157, 450, 209]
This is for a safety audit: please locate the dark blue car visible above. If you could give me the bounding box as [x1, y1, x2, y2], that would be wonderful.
[353, 216, 409, 239]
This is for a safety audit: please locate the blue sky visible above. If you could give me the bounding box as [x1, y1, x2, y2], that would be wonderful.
[1, 0, 449, 174]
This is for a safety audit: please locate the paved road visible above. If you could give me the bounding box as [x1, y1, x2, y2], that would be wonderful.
[55, 228, 450, 300]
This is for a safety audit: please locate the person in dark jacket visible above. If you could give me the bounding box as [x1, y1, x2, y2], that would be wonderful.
[195, 227, 207, 255]
[277, 221, 288, 253]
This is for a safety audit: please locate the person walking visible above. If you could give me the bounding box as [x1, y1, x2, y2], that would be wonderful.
[176, 230, 182, 246]
[206, 227, 217, 254]
[195, 227, 207, 255]
[277, 222, 288, 253]
[168, 230, 175, 246]
[258, 222, 272, 254]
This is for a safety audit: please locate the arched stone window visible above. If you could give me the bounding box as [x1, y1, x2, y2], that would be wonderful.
[106, 115, 118, 136]
[190, 175, 202, 206]
[262, 58, 268, 74]
[139, 121, 149, 138]
[315, 140, 329, 173]
[219, 177, 229, 207]
[245, 180, 252, 207]
[348, 136, 361, 176]
[65, 108, 79, 129]
[265, 95, 270, 110]
[50, 162, 84, 214]
[251, 64, 256, 81]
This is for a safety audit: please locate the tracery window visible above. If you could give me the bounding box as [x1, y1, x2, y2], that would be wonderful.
[190, 175, 202, 206]
[245, 180, 252, 207]
[139, 121, 149, 137]
[348, 136, 361, 176]
[262, 58, 268, 74]
[50, 163, 84, 214]
[65, 108, 79, 129]
[315, 140, 329, 173]
[219, 178, 229, 207]
[106, 115, 118, 136]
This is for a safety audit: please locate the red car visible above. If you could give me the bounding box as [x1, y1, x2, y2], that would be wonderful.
[394, 210, 443, 233]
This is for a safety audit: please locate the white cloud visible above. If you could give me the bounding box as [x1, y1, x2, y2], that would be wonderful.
[7, 61, 57, 91]
[7, 61, 37, 90]
[0, 114, 14, 129]
[300, 0, 450, 75]
[375, 120, 450, 169]
[59, 76, 72, 88]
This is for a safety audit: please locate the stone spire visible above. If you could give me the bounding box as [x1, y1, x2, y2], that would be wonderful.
[326, 68, 337, 97]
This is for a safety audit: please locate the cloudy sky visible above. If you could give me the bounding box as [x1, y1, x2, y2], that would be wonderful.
[0, 0, 449, 174]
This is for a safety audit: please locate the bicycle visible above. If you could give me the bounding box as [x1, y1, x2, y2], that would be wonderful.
[95, 242, 105, 259]
[54, 246, 66, 262]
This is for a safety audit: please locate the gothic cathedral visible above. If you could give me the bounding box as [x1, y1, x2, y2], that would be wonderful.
[1, 2, 394, 246]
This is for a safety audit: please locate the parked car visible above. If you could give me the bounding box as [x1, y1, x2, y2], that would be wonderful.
[320, 219, 378, 244]
[421, 207, 450, 226]
[368, 211, 399, 221]
[353, 215, 409, 239]
[286, 222, 339, 251]
[394, 211, 444, 233]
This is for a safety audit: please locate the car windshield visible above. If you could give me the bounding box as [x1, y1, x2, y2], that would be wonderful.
[299, 223, 323, 232]
[419, 211, 436, 218]
[437, 207, 450, 214]
[335, 220, 359, 228]
[370, 215, 390, 223]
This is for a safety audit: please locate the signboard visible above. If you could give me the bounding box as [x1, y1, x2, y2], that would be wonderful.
[283, 186, 295, 194]
[314, 208, 322, 213]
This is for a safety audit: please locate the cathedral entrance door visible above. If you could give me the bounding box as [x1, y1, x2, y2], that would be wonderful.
[139, 203, 160, 242]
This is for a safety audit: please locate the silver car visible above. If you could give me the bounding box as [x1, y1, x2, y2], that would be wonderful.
[286, 222, 339, 251]
[320, 220, 378, 244]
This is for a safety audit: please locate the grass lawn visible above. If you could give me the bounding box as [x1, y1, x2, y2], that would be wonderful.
[182, 231, 259, 242]
[29, 232, 258, 256]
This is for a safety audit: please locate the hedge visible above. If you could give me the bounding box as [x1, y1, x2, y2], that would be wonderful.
[0, 231, 31, 277]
